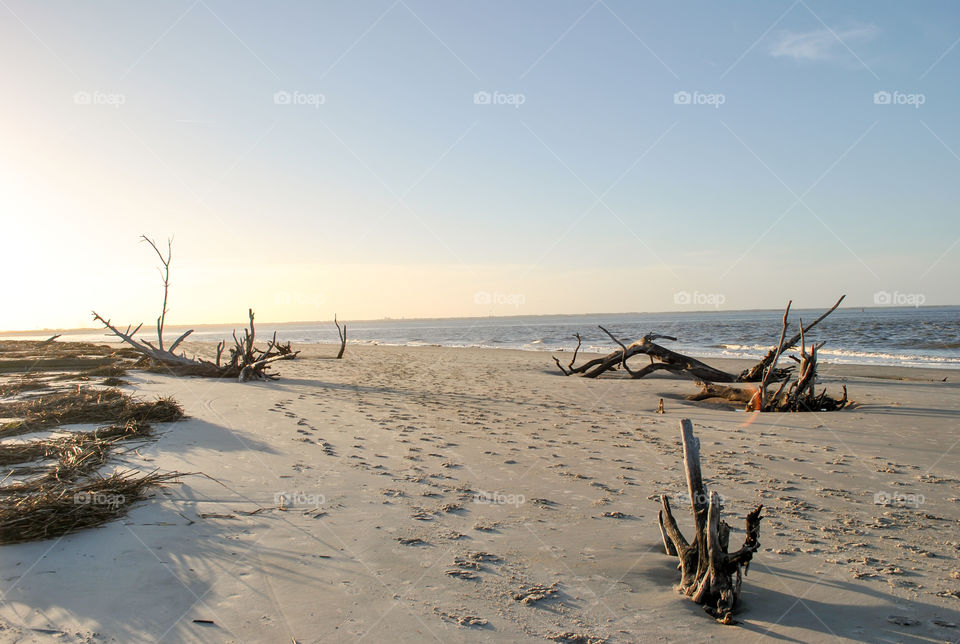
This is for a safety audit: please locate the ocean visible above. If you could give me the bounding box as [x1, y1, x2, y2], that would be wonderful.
[11, 306, 960, 370]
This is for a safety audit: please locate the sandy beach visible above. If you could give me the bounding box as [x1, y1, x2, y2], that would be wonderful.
[1, 343, 958, 643]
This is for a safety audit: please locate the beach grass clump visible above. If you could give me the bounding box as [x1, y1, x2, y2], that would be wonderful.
[0, 469, 179, 545]
[82, 364, 129, 378]
[0, 375, 50, 398]
[0, 340, 185, 545]
[0, 419, 177, 543]
[0, 420, 150, 470]
[102, 377, 128, 387]
[0, 388, 184, 437]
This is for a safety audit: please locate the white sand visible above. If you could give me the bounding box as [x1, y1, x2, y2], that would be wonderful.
[2, 344, 959, 643]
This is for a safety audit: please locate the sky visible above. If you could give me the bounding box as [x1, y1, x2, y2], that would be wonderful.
[1, 0, 958, 330]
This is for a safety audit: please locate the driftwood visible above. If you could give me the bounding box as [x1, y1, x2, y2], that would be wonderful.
[93, 309, 297, 381]
[658, 419, 763, 623]
[553, 297, 849, 412]
[737, 295, 844, 382]
[335, 315, 346, 359]
[92, 236, 298, 381]
[554, 330, 784, 383]
[553, 296, 844, 385]
[687, 382, 755, 404]
[746, 311, 848, 412]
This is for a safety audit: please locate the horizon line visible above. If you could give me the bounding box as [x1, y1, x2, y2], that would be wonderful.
[2, 303, 956, 336]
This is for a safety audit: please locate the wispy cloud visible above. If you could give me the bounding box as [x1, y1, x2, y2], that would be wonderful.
[770, 24, 879, 63]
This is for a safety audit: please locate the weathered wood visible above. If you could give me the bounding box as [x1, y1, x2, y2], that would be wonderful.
[92, 237, 298, 382]
[335, 315, 346, 359]
[758, 301, 791, 409]
[686, 382, 754, 403]
[553, 329, 791, 384]
[560, 330, 739, 382]
[553, 333, 582, 376]
[658, 419, 763, 623]
[551, 296, 849, 412]
[140, 236, 172, 352]
[738, 295, 845, 382]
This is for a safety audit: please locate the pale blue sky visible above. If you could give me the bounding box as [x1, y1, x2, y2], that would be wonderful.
[1, 1, 958, 329]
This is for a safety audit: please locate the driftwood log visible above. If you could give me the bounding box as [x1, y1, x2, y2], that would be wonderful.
[553, 330, 750, 382]
[658, 419, 763, 623]
[93, 309, 298, 381]
[553, 296, 844, 384]
[92, 236, 298, 381]
[553, 296, 849, 412]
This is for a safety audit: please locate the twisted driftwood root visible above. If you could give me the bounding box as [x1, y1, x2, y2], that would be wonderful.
[738, 295, 844, 382]
[747, 299, 848, 411]
[658, 419, 763, 624]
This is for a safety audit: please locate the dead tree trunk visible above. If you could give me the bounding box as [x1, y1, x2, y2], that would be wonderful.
[658, 419, 763, 624]
[335, 315, 346, 359]
[140, 236, 172, 351]
[92, 236, 298, 381]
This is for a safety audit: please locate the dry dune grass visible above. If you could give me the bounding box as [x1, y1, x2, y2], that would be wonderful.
[0, 468, 180, 545]
[0, 339, 184, 545]
[0, 387, 183, 437]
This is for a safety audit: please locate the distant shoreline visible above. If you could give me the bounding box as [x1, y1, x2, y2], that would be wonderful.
[3, 303, 958, 335]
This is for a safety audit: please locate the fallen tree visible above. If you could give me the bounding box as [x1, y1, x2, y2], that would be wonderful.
[552, 296, 849, 412]
[658, 419, 763, 624]
[92, 236, 298, 381]
[554, 296, 843, 383]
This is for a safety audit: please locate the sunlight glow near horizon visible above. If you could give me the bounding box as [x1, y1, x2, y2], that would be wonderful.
[2, 1, 958, 331]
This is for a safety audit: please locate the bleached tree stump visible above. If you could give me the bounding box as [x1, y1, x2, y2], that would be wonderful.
[658, 419, 764, 623]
